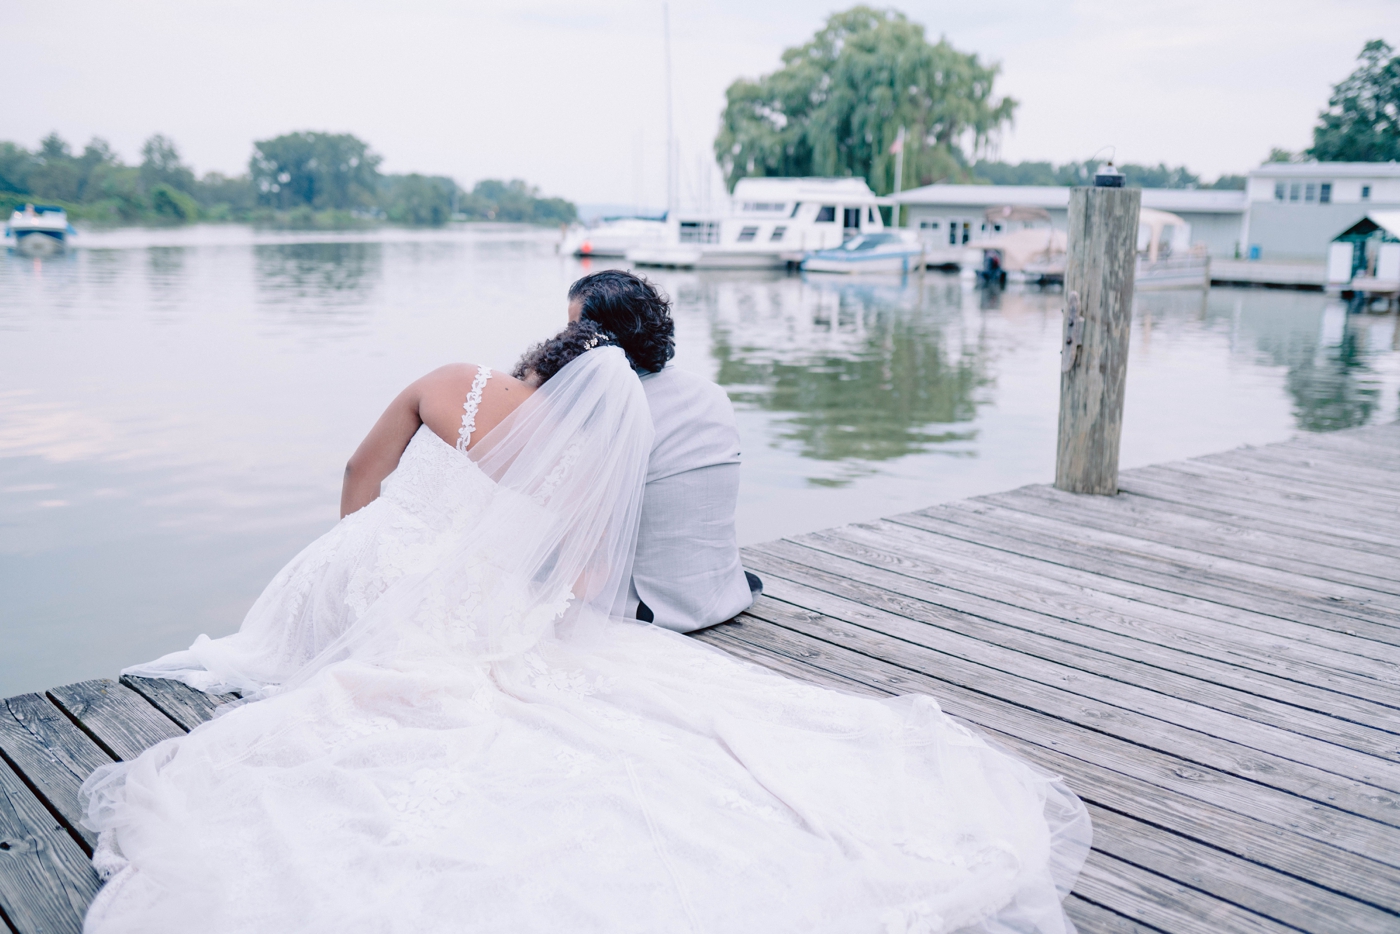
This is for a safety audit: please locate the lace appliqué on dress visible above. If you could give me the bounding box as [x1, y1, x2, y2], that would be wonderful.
[456, 365, 493, 452]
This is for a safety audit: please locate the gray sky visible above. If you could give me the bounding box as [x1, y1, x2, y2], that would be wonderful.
[4, 0, 1395, 205]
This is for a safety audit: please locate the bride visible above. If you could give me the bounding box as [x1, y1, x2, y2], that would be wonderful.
[81, 281, 1090, 934]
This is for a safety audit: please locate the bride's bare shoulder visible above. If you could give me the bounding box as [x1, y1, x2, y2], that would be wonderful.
[416, 364, 535, 449]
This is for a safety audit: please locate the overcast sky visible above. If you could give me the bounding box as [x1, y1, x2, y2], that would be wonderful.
[4, 0, 1395, 206]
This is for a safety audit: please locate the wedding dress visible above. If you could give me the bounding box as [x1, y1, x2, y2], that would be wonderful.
[83, 348, 1090, 934]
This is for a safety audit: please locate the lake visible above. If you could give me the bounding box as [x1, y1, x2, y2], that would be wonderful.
[3, 224, 1397, 696]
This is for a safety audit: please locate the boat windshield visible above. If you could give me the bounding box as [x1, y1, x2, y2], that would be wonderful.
[844, 233, 897, 251]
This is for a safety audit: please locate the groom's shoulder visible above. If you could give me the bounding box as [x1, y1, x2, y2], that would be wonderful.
[638, 366, 739, 474]
[639, 365, 734, 422]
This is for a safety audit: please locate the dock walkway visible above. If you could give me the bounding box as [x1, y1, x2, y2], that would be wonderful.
[3, 424, 1398, 933]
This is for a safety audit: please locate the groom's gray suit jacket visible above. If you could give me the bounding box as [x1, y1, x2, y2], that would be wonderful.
[630, 366, 754, 633]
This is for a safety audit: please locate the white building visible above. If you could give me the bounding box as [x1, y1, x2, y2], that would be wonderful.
[893, 184, 1247, 259]
[1243, 163, 1400, 261]
[892, 163, 1400, 264]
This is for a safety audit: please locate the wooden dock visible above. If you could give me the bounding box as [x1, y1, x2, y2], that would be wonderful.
[3, 424, 1398, 933]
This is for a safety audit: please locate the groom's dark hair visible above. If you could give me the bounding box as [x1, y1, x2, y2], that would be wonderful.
[568, 270, 675, 374]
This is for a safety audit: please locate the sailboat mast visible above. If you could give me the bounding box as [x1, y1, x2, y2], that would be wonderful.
[663, 2, 675, 217]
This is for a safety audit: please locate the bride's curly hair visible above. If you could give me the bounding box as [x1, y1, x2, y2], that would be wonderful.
[512, 270, 675, 384]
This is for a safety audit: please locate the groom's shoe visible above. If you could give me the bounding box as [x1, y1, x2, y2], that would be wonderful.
[745, 571, 763, 597]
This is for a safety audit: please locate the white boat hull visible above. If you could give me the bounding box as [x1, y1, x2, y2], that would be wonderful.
[11, 230, 65, 256]
[628, 246, 789, 270]
[1135, 256, 1210, 290]
[802, 251, 924, 274]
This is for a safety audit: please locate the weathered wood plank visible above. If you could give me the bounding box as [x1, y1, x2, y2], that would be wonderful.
[1202, 447, 1400, 507]
[1134, 458, 1400, 531]
[772, 525, 1400, 703]
[1120, 470, 1400, 556]
[1271, 434, 1400, 472]
[1115, 474, 1400, 563]
[745, 553, 1400, 762]
[993, 483, 1400, 597]
[46, 680, 183, 761]
[118, 676, 236, 733]
[1055, 186, 1140, 495]
[1085, 802, 1400, 934]
[705, 616, 1400, 931]
[1149, 459, 1400, 532]
[1342, 422, 1400, 446]
[736, 593, 1400, 860]
[1064, 895, 1162, 934]
[1074, 850, 1295, 934]
[713, 615, 1400, 915]
[738, 587, 1400, 852]
[872, 512, 1400, 673]
[909, 500, 1400, 631]
[0, 757, 98, 934]
[0, 696, 113, 852]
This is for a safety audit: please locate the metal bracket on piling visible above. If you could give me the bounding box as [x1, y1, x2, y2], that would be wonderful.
[1061, 291, 1083, 373]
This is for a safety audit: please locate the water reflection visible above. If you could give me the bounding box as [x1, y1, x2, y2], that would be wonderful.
[691, 276, 992, 482]
[254, 241, 381, 311]
[1229, 296, 1392, 432]
[1286, 311, 1386, 431]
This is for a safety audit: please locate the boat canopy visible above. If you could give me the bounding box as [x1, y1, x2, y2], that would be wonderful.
[983, 204, 1052, 225]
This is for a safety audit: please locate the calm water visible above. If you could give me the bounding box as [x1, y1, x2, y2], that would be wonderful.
[3, 225, 1398, 696]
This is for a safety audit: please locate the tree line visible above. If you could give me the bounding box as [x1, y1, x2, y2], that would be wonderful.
[0, 131, 576, 227]
[717, 6, 1397, 195]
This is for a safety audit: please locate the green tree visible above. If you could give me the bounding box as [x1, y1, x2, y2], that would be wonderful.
[141, 134, 197, 194]
[26, 132, 83, 203]
[149, 183, 199, 221]
[381, 174, 456, 225]
[971, 159, 1202, 189]
[250, 132, 382, 210]
[0, 142, 37, 194]
[715, 6, 1015, 194]
[1308, 40, 1400, 162]
[460, 179, 576, 224]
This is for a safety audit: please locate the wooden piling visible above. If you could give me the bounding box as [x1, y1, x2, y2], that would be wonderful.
[1055, 186, 1141, 495]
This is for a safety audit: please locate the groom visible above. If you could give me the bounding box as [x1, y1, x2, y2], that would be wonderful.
[566, 270, 759, 631]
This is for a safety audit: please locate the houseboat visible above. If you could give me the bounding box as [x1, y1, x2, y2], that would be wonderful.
[627, 177, 886, 270]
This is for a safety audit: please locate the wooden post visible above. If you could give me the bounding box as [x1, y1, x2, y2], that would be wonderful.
[1055, 186, 1141, 494]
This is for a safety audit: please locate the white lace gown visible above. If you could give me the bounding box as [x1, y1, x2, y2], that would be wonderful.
[86, 364, 1090, 934]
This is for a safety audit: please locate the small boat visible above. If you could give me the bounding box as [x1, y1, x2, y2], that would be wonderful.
[6, 204, 73, 255]
[965, 227, 1069, 285]
[560, 216, 670, 258]
[801, 231, 925, 274]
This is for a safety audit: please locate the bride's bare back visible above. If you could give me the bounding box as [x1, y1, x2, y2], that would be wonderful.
[340, 364, 534, 517]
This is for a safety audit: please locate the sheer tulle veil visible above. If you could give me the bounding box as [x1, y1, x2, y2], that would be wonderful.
[275, 343, 654, 684]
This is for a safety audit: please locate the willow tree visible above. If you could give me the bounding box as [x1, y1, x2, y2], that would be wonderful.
[715, 6, 1016, 194]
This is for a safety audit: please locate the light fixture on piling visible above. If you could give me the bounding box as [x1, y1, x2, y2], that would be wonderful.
[1094, 161, 1125, 188]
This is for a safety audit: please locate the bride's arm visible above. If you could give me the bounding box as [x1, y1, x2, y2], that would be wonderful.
[340, 379, 426, 518]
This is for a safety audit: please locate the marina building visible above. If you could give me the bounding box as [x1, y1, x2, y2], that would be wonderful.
[893, 163, 1400, 264]
[1243, 163, 1400, 261]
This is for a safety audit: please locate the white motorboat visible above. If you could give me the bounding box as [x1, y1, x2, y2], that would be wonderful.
[628, 177, 887, 270]
[560, 216, 670, 258]
[801, 231, 925, 274]
[6, 204, 73, 255]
